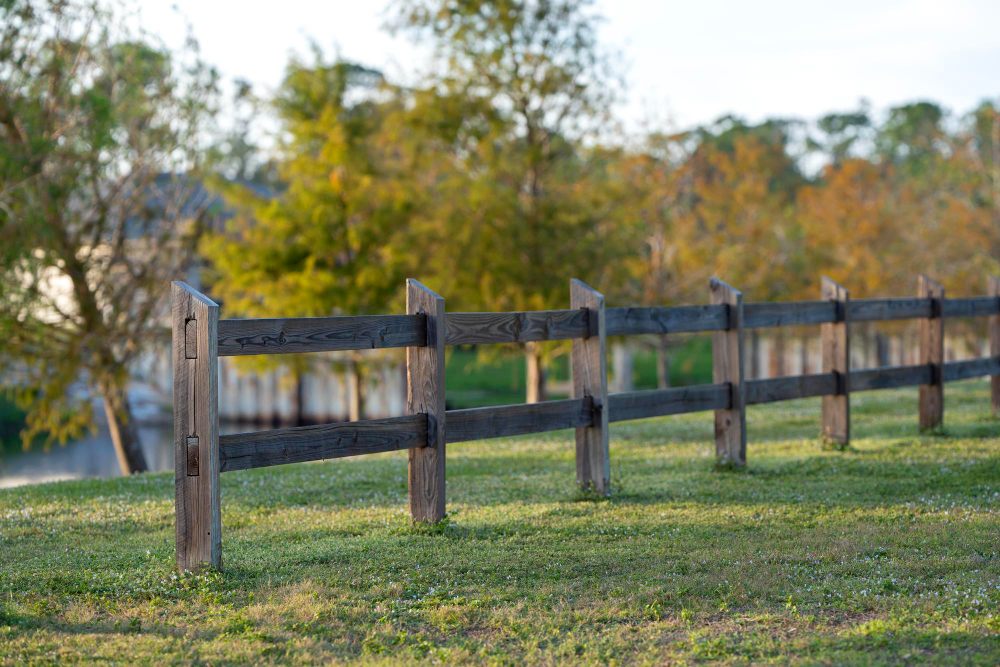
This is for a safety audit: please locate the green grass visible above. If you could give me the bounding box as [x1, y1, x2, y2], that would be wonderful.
[2, 381, 1000, 664]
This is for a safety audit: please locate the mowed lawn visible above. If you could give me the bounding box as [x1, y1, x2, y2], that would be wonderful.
[2, 382, 1000, 664]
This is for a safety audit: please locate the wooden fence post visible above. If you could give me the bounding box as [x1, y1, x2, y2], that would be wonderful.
[172, 281, 221, 571]
[990, 277, 1000, 417]
[406, 279, 446, 522]
[821, 277, 850, 447]
[918, 275, 944, 431]
[571, 279, 610, 495]
[710, 278, 746, 467]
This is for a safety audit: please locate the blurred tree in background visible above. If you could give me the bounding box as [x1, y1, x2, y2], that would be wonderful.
[387, 0, 625, 402]
[0, 0, 218, 473]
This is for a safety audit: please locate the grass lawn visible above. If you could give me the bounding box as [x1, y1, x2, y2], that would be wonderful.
[2, 381, 1000, 664]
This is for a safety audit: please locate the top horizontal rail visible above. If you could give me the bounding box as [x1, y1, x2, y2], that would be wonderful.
[606, 305, 728, 335]
[218, 314, 426, 356]
[216, 296, 1000, 356]
[444, 309, 590, 345]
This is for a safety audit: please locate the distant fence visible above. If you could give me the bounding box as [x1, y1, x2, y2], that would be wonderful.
[172, 275, 1000, 570]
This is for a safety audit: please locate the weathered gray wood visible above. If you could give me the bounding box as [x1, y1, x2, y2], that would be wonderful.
[605, 304, 728, 336]
[445, 309, 588, 345]
[744, 300, 837, 328]
[821, 277, 850, 446]
[850, 364, 933, 392]
[407, 280, 446, 523]
[446, 398, 593, 443]
[941, 357, 1000, 383]
[918, 275, 944, 430]
[942, 296, 1000, 319]
[218, 414, 427, 472]
[172, 281, 221, 571]
[710, 278, 745, 467]
[571, 279, 610, 495]
[991, 277, 1000, 416]
[217, 314, 425, 356]
[745, 373, 838, 405]
[849, 298, 933, 322]
[608, 384, 730, 422]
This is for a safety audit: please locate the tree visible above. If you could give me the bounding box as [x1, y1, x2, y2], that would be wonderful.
[200, 53, 426, 419]
[389, 0, 624, 402]
[0, 0, 218, 473]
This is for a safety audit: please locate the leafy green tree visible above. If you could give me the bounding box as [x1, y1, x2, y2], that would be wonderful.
[201, 54, 426, 419]
[0, 0, 218, 473]
[389, 0, 624, 402]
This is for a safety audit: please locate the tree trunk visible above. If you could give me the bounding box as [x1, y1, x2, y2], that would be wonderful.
[876, 333, 890, 367]
[656, 334, 671, 389]
[526, 341, 546, 403]
[611, 342, 634, 393]
[749, 330, 760, 380]
[348, 357, 364, 422]
[799, 337, 810, 374]
[100, 383, 147, 475]
[770, 329, 786, 377]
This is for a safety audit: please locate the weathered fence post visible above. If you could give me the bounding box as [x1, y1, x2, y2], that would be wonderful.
[406, 279, 446, 522]
[990, 277, 1000, 417]
[710, 278, 746, 466]
[571, 279, 610, 496]
[821, 277, 850, 447]
[918, 275, 944, 431]
[172, 281, 221, 571]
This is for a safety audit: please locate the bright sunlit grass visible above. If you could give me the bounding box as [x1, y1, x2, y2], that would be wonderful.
[2, 381, 999, 663]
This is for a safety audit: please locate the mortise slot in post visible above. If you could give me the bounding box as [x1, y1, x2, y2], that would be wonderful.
[185, 318, 198, 359]
[186, 436, 200, 476]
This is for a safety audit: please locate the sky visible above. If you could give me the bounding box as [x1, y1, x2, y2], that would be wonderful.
[140, 0, 1000, 132]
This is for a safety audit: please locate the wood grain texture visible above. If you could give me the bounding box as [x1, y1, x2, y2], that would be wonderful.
[172, 281, 221, 571]
[821, 277, 850, 446]
[217, 314, 425, 356]
[850, 364, 933, 392]
[445, 398, 593, 443]
[918, 275, 944, 430]
[941, 296, 1000, 318]
[849, 298, 933, 322]
[406, 280, 446, 523]
[218, 414, 427, 472]
[608, 384, 730, 422]
[571, 280, 610, 495]
[991, 277, 1000, 416]
[710, 278, 746, 467]
[605, 305, 727, 336]
[444, 310, 588, 345]
[744, 300, 837, 328]
[745, 373, 838, 405]
[941, 357, 1000, 383]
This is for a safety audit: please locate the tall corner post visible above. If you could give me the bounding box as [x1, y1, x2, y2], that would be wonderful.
[406, 279, 446, 522]
[918, 275, 944, 431]
[172, 281, 221, 571]
[821, 277, 850, 446]
[990, 277, 1000, 417]
[710, 278, 746, 466]
[570, 279, 610, 496]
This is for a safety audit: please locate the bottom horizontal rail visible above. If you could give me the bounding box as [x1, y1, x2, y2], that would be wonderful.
[942, 357, 1000, 382]
[608, 384, 731, 422]
[219, 414, 428, 472]
[745, 373, 838, 405]
[446, 397, 593, 443]
[850, 364, 932, 392]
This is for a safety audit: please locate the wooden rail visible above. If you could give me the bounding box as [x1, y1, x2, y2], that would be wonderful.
[172, 275, 1000, 571]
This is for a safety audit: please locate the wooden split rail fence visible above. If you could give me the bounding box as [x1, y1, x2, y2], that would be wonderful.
[172, 275, 1000, 570]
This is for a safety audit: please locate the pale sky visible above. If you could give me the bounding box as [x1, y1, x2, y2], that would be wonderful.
[140, 0, 1000, 131]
